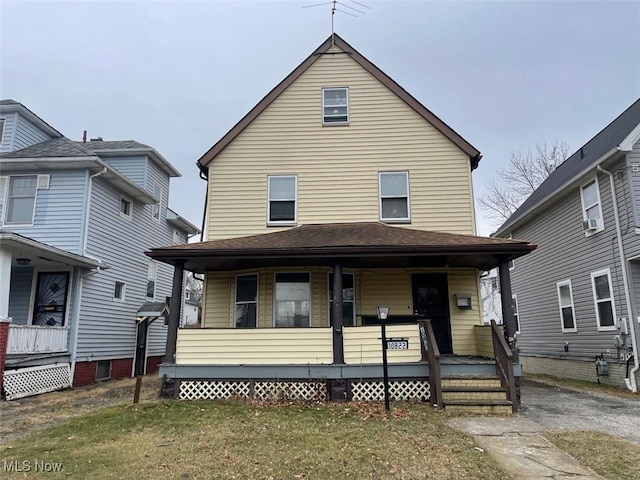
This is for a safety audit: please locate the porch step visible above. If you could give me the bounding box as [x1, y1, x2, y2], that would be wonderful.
[441, 375, 503, 389]
[444, 399, 513, 415]
[442, 386, 507, 401]
[440, 376, 512, 414]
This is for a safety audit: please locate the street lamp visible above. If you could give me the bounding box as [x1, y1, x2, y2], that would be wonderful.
[377, 306, 391, 412]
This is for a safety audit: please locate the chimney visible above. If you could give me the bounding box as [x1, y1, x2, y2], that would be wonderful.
[82, 130, 87, 143]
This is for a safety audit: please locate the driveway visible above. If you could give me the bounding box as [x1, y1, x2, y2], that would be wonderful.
[520, 379, 640, 445]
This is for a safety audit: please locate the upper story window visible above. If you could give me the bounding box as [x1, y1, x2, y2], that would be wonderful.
[152, 183, 162, 221]
[267, 175, 297, 226]
[591, 269, 616, 330]
[0, 118, 5, 144]
[556, 280, 576, 332]
[235, 274, 258, 328]
[120, 195, 132, 219]
[274, 272, 310, 327]
[146, 261, 157, 300]
[379, 171, 410, 222]
[114, 281, 126, 301]
[5, 175, 38, 225]
[581, 178, 603, 235]
[322, 88, 348, 125]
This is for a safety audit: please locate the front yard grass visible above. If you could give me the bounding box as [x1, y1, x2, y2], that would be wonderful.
[544, 431, 640, 480]
[1, 400, 510, 479]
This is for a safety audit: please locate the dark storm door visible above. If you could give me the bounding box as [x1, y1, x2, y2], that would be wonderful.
[411, 274, 453, 354]
[32, 271, 70, 326]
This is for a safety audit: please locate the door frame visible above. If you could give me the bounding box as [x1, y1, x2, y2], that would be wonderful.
[411, 273, 453, 354]
[27, 268, 73, 326]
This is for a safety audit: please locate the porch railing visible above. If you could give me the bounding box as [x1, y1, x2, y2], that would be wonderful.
[418, 320, 442, 408]
[7, 325, 70, 354]
[491, 320, 517, 413]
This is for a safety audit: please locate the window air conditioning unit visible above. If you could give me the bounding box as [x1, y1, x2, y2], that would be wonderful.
[583, 218, 599, 231]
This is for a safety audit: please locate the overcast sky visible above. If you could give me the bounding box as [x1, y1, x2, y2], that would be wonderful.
[1, 0, 639, 237]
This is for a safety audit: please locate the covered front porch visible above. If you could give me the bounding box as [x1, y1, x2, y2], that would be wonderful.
[147, 222, 534, 410]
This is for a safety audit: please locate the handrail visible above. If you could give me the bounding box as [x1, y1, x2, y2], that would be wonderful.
[418, 320, 442, 408]
[491, 320, 517, 412]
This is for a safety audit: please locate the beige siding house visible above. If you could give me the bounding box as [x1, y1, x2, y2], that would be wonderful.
[148, 34, 535, 410]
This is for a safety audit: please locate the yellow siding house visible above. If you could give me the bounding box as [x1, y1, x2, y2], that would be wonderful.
[148, 34, 535, 410]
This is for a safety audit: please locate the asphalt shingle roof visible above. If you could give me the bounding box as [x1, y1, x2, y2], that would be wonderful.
[1, 137, 94, 158]
[498, 98, 640, 234]
[79, 140, 152, 151]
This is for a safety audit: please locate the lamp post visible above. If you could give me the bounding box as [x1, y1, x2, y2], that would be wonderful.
[377, 306, 391, 412]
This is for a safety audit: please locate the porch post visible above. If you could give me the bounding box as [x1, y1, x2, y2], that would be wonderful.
[0, 247, 12, 322]
[164, 260, 185, 364]
[498, 259, 520, 402]
[332, 261, 344, 364]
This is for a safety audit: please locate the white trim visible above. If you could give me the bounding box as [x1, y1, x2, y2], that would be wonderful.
[618, 122, 640, 151]
[379, 171, 411, 223]
[580, 176, 604, 236]
[267, 175, 297, 226]
[556, 279, 577, 333]
[590, 268, 617, 331]
[234, 273, 259, 328]
[27, 268, 73, 327]
[146, 260, 157, 301]
[0, 117, 5, 144]
[326, 271, 356, 327]
[321, 87, 349, 125]
[273, 271, 311, 328]
[151, 182, 162, 222]
[3, 174, 38, 227]
[113, 281, 126, 302]
[511, 294, 520, 334]
[119, 195, 133, 220]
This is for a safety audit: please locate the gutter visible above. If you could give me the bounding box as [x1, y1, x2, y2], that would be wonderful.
[597, 164, 639, 392]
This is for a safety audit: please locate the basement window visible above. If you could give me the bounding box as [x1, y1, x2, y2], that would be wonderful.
[96, 360, 111, 381]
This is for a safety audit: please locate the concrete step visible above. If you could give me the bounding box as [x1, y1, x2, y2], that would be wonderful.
[441, 376, 503, 389]
[442, 388, 508, 401]
[444, 399, 513, 415]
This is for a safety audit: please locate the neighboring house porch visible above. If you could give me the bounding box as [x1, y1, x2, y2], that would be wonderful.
[148, 222, 534, 411]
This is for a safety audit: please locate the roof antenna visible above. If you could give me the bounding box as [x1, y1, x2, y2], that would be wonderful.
[302, 0, 370, 46]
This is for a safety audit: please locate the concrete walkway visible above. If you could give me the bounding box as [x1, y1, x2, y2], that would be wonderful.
[448, 417, 604, 479]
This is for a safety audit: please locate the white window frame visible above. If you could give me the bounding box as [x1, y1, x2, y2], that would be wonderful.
[235, 273, 259, 328]
[120, 195, 133, 220]
[327, 272, 356, 327]
[580, 177, 604, 236]
[322, 87, 349, 125]
[146, 261, 157, 301]
[3, 174, 39, 226]
[273, 271, 311, 328]
[512, 294, 520, 334]
[379, 171, 411, 223]
[114, 281, 126, 302]
[590, 268, 617, 331]
[556, 279, 577, 333]
[0, 118, 5, 144]
[267, 175, 297, 226]
[151, 182, 162, 221]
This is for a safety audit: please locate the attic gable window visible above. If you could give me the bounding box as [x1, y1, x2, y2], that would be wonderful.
[322, 87, 349, 125]
[379, 171, 410, 223]
[267, 175, 297, 226]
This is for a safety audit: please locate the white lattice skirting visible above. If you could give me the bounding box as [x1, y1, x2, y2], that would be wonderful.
[3, 363, 72, 401]
[351, 380, 430, 402]
[179, 380, 327, 401]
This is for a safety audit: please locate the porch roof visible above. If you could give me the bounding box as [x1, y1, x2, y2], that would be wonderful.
[146, 222, 535, 273]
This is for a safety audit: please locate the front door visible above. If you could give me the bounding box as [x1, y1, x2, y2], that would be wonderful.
[32, 271, 70, 326]
[412, 274, 452, 354]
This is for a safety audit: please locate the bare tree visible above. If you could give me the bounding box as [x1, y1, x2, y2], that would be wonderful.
[478, 140, 570, 226]
[185, 272, 203, 304]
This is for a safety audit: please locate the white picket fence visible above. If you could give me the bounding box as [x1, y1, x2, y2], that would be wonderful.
[7, 325, 69, 354]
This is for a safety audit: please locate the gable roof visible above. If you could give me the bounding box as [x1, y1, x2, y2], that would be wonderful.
[0, 99, 63, 138]
[196, 34, 481, 171]
[79, 140, 181, 177]
[495, 98, 640, 236]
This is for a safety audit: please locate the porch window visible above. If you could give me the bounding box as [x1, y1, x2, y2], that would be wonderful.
[581, 178, 603, 234]
[379, 171, 410, 222]
[274, 272, 310, 327]
[322, 87, 348, 124]
[591, 269, 616, 330]
[328, 273, 355, 327]
[146, 262, 157, 300]
[511, 295, 520, 333]
[556, 280, 576, 332]
[6, 175, 37, 225]
[235, 274, 258, 328]
[267, 175, 296, 225]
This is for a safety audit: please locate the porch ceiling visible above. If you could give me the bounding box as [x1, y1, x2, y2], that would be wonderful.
[146, 222, 536, 273]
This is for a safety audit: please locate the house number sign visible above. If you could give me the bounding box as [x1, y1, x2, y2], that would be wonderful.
[386, 338, 409, 350]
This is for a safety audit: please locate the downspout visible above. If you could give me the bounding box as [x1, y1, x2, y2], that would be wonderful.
[198, 164, 208, 242]
[82, 167, 107, 255]
[597, 165, 638, 392]
[69, 266, 100, 383]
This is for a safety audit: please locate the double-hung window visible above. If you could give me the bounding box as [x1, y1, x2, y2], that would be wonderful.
[379, 171, 410, 222]
[152, 183, 162, 220]
[591, 269, 616, 330]
[5, 175, 38, 225]
[328, 273, 355, 327]
[581, 179, 603, 233]
[267, 175, 296, 225]
[274, 272, 310, 327]
[235, 274, 258, 328]
[322, 87, 348, 124]
[120, 195, 133, 219]
[146, 262, 157, 300]
[556, 280, 576, 332]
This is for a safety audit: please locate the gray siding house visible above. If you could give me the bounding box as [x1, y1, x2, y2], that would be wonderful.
[0, 100, 199, 400]
[495, 98, 640, 392]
